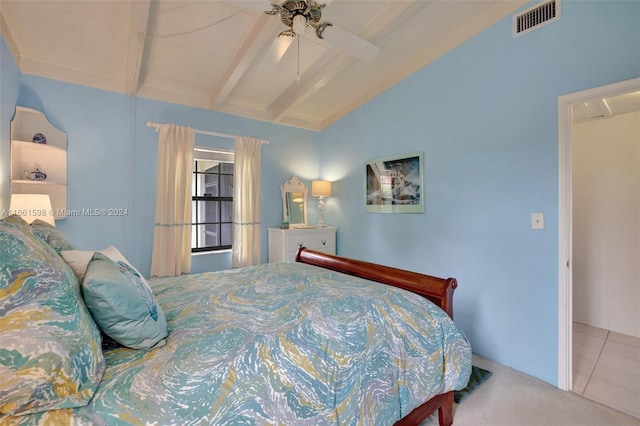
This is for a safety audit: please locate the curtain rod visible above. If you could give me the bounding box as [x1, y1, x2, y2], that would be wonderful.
[146, 121, 239, 141]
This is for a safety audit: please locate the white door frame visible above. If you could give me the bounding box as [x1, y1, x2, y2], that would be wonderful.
[557, 76, 640, 391]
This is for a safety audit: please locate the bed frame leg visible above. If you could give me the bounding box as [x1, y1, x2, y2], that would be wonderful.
[438, 391, 454, 426]
[393, 390, 455, 426]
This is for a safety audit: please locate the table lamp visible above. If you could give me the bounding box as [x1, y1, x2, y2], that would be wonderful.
[9, 194, 55, 226]
[311, 180, 331, 226]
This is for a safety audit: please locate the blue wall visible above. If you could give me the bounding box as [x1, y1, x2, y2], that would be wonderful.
[0, 35, 21, 213]
[318, 0, 640, 385]
[12, 76, 318, 275]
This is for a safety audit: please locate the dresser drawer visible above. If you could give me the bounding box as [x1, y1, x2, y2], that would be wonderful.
[311, 233, 335, 251]
[284, 234, 312, 252]
[268, 226, 337, 263]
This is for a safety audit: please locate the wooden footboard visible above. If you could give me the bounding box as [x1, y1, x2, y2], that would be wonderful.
[295, 247, 458, 426]
[394, 391, 454, 426]
[295, 247, 457, 319]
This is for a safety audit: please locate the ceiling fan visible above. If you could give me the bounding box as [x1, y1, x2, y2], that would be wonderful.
[265, 0, 332, 39]
[227, 0, 380, 62]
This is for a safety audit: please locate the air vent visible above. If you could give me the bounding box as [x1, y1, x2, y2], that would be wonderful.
[513, 0, 561, 38]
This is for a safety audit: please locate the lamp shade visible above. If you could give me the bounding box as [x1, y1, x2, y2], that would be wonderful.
[311, 180, 331, 197]
[292, 192, 304, 202]
[9, 194, 55, 226]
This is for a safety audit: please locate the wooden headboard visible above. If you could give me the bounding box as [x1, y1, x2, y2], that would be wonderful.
[295, 247, 457, 319]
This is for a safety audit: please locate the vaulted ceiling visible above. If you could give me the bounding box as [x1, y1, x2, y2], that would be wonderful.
[1, 0, 528, 131]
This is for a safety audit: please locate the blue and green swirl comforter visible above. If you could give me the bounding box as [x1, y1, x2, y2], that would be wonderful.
[2, 261, 471, 425]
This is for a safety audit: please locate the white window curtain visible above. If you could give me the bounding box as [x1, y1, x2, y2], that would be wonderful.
[232, 136, 267, 267]
[150, 124, 194, 277]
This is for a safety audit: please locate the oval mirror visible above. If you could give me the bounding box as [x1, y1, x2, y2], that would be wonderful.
[281, 176, 308, 227]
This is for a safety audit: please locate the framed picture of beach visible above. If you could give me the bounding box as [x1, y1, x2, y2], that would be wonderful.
[365, 152, 424, 213]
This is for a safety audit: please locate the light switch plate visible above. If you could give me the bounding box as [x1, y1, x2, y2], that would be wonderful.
[531, 213, 544, 230]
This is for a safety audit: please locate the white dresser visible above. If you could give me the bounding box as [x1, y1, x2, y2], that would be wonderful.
[268, 226, 337, 262]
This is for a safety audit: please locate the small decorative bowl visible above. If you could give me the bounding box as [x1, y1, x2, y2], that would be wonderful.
[32, 133, 47, 144]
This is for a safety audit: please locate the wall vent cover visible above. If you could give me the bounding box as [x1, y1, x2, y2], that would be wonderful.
[513, 0, 561, 38]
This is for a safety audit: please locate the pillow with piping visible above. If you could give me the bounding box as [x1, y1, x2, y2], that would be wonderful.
[81, 252, 168, 350]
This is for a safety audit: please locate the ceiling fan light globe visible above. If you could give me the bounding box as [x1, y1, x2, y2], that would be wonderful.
[292, 14, 307, 35]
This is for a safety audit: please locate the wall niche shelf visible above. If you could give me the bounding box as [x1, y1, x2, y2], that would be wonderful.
[11, 106, 67, 220]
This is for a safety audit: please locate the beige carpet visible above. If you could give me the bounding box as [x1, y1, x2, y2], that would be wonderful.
[421, 354, 640, 426]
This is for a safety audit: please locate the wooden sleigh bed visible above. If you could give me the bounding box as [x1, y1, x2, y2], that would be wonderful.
[296, 248, 461, 426]
[1, 214, 471, 426]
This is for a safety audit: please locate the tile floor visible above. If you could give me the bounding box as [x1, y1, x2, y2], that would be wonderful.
[572, 321, 640, 419]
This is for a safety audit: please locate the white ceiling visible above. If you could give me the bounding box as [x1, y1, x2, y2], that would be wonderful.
[573, 91, 640, 123]
[1, 0, 528, 131]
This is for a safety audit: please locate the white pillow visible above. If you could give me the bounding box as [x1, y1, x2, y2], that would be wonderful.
[61, 246, 147, 285]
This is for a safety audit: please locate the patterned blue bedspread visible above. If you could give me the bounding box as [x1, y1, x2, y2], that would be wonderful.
[2, 262, 471, 425]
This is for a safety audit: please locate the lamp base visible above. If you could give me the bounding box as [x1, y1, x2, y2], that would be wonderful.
[317, 196, 327, 226]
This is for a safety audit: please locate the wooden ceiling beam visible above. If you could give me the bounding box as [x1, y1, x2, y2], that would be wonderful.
[208, 13, 274, 110]
[124, 0, 152, 95]
[0, 9, 21, 66]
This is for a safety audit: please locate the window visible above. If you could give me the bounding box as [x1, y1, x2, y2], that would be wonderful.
[191, 146, 234, 252]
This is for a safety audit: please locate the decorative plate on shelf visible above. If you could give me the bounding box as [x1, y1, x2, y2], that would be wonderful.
[32, 133, 47, 144]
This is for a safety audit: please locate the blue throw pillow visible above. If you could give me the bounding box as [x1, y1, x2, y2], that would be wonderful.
[81, 252, 168, 350]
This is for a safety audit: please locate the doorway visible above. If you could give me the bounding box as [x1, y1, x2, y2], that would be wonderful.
[558, 77, 640, 393]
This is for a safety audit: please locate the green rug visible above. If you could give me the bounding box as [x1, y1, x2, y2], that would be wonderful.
[454, 365, 493, 403]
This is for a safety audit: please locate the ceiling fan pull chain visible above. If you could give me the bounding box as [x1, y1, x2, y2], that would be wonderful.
[297, 36, 301, 83]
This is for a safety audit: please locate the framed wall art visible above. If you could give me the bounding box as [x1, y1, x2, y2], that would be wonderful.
[365, 152, 424, 213]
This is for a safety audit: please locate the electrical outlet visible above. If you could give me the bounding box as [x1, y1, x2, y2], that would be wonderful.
[531, 213, 544, 230]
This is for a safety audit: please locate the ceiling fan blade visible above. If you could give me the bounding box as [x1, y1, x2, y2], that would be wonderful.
[320, 24, 380, 63]
[264, 35, 294, 64]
